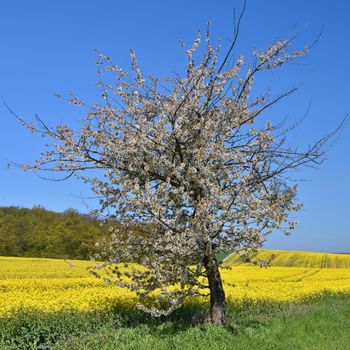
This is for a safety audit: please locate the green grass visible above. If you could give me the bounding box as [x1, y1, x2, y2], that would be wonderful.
[224, 249, 350, 268]
[1, 294, 350, 350]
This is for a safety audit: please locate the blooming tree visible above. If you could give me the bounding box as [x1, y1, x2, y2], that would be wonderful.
[18, 24, 334, 324]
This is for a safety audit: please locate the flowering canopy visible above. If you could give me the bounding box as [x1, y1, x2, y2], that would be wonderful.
[19, 26, 332, 320]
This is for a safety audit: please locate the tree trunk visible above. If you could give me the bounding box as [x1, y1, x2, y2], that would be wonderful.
[203, 254, 226, 324]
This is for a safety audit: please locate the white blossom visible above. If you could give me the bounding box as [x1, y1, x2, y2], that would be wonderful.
[21, 26, 329, 322]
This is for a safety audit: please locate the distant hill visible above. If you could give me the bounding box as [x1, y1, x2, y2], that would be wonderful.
[224, 249, 350, 268]
[0, 206, 112, 260]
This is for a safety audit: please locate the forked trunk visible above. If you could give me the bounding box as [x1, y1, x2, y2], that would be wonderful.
[203, 255, 226, 324]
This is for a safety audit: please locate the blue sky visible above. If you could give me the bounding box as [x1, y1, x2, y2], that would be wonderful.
[0, 0, 349, 252]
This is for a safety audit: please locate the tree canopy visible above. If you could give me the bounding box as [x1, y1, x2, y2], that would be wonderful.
[17, 21, 340, 323]
[0, 206, 111, 260]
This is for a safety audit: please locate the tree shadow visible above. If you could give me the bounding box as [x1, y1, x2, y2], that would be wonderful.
[109, 301, 209, 329]
[107, 300, 267, 336]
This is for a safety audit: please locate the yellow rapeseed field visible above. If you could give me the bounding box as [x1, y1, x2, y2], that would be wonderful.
[1, 251, 350, 316]
[224, 249, 350, 268]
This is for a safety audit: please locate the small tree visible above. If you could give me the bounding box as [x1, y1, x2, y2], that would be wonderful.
[18, 22, 337, 323]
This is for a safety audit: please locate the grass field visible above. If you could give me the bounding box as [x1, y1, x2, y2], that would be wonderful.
[1, 251, 350, 349]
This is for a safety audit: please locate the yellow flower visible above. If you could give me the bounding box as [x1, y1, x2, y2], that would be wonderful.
[1, 256, 350, 316]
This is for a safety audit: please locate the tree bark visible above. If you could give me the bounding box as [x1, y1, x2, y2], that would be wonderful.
[203, 254, 226, 324]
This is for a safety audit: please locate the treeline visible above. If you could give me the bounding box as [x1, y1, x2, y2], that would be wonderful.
[0, 206, 114, 260]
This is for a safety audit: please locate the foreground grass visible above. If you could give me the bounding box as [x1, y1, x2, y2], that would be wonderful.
[1, 294, 350, 350]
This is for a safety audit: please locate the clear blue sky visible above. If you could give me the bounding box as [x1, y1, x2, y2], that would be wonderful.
[0, 0, 349, 252]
